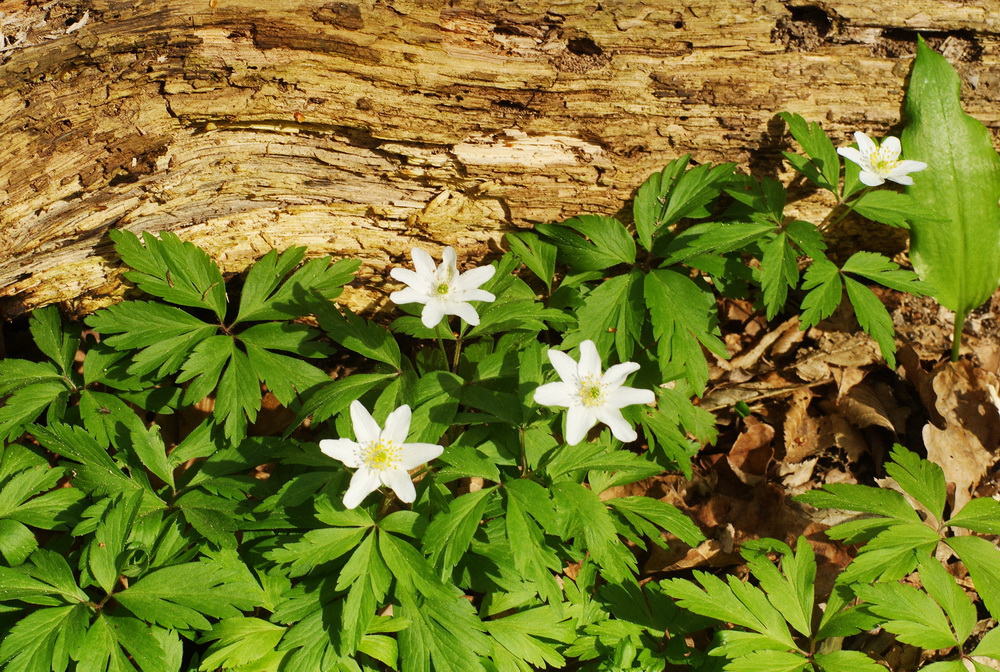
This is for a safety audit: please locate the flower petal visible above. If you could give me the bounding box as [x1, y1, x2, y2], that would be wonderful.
[607, 386, 656, 409]
[596, 408, 638, 443]
[382, 404, 412, 445]
[885, 174, 915, 186]
[441, 247, 458, 272]
[854, 131, 876, 157]
[858, 170, 886, 187]
[319, 439, 362, 467]
[390, 287, 429, 306]
[411, 248, 436, 276]
[564, 405, 598, 445]
[399, 442, 444, 470]
[456, 265, 496, 291]
[602, 361, 641, 387]
[837, 146, 865, 166]
[578, 340, 602, 379]
[446, 300, 481, 326]
[349, 401, 382, 444]
[533, 381, 575, 407]
[343, 468, 381, 509]
[547, 349, 579, 384]
[420, 302, 447, 328]
[381, 468, 417, 503]
[880, 136, 901, 161]
[389, 267, 426, 289]
[461, 289, 496, 304]
[891, 160, 928, 175]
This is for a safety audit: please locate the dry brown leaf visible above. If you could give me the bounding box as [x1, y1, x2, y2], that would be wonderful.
[645, 538, 741, 573]
[779, 457, 819, 492]
[727, 417, 774, 485]
[840, 382, 906, 433]
[820, 412, 870, 464]
[783, 388, 821, 463]
[924, 423, 994, 514]
[727, 316, 801, 372]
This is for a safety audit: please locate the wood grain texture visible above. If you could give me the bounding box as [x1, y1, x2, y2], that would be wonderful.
[1, 0, 998, 316]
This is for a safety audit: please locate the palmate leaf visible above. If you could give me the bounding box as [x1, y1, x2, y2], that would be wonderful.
[778, 111, 840, 194]
[485, 606, 575, 672]
[799, 259, 842, 329]
[854, 580, 958, 650]
[197, 617, 285, 672]
[78, 614, 183, 672]
[844, 276, 898, 368]
[841, 251, 931, 295]
[29, 306, 79, 378]
[851, 190, 942, 229]
[903, 37, 1000, 318]
[813, 650, 884, 672]
[608, 496, 705, 548]
[0, 359, 72, 441]
[944, 535, 1000, 620]
[506, 232, 557, 292]
[562, 270, 644, 364]
[89, 491, 144, 594]
[740, 538, 815, 639]
[0, 603, 89, 672]
[234, 248, 359, 324]
[535, 215, 635, 272]
[424, 487, 496, 574]
[110, 229, 227, 320]
[553, 481, 636, 583]
[946, 497, 1000, 535]
[318, 307, 402, 369]
[759, 233, 799, 319]
[31, 423, 141, 497]
[884, 444, 946, 522]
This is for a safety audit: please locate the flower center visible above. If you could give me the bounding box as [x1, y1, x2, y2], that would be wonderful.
[578, 376, 607, 408]
[360, 439, 401, 471]
[870, 146, 901, 174]
[435, 282, 451, 296]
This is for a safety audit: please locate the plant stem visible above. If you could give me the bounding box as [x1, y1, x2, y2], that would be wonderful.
[951, 310, 967, 362]
[819, 188, 870, 233]
[436, 334, 449, 368]
[452, 335, 463, 374]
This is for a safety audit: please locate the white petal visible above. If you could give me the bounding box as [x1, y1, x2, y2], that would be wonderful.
[533, 381, 575, 407]
[564, 406, 598, 445]
[578, 340, 602, 379]
[456, 265, 496, 291]
[382, 405, 412, 445]
[420, 302, 447, 328]
[390, 267, 425, 288]
[460, 289, 496, 304]
[607, 386, 655, 409]
[390, 287, 429, 306]
[602, 361, 641, 387]
[858, 170, 886, 187]
[319, 439, 362, 467]
[596, 408, 638, 443]
[880, 136, 901, 160]
[446, 300, 481, 326]
[885, 174, 915, 186]
[349, 401, 382, 444]
[854, 131, 876, 157]
[547, 349, 579, 384]
[441, 247, 458, 272]
[411, 248, 436, 276]
[398, 442, 444, 470]
[382, 468, 416, 503]
[837, 146, 865, 166]
[892, 160, 927, 175]
[343, 468, 381, 509]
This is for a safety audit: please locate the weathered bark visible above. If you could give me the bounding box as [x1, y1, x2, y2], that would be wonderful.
[1, 0, 998, 317]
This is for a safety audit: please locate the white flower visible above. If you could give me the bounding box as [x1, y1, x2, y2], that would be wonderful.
[533, 340, 655, 445]
[389, 247, 496, 328]
[837, 131, 927, 187]
[319, 401, 443, 509]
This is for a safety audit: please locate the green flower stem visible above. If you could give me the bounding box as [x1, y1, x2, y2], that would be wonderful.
[951, 310, 967, 361]
[820, 187, 871, 232]
[436, 334, 450, 368]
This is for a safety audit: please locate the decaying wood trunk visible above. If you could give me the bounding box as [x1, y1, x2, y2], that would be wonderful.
[1, 0, 998, 317]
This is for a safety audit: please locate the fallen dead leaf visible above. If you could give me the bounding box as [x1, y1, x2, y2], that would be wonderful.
[727, 416, 775, 486]
[783, 388, 821, 463]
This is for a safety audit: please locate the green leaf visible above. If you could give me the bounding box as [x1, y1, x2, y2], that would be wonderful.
[243, 345, 328, 407]
[563, 270, 644, 362]
[814, 650, 884, 672]
[506, 232, 557, 292]
[485, 606, 574, 670]
[796, 482, 921, 521]
[234, 252, 359, 323]
[664, 221, 775, 265]
[884, 444, 946, 522]
[111, 229, 227, 320]
[946, 497, 1000, 535]
[839, 523, 940, 583]
[971, 625, 1000, 659]
[799, 259, 842, 329]
[215, 348, 261, 441]
[0, 520, 37, 566]
[198, 617, 285, 671]
[607, 496, 705, 548]
[424, 488, 495, 573]
[918, 555, 976, 644]
[114, 558, 259, 630]
[127, 424, 175, 489]
[759, 233, 799, 320]
[90, 491, 144, 594]
[267, 526, 370, 577]
[945, 535, 1000, 620]
[293, 373, 395, 429]
[852, 190, 940, 229]
[903, 36, 1000, 317]
[844, 276, 898, 368]
[785, 220, 827, 260]
[644, 269, 728, 392]
[0, 604, 89, 672]
[854, 580, 958, 649]
[778, 112, 841, 194]
[78, 614, 181, 672]
[724, 649, 810, 672]
[553, 482, 636, 583]
[0, 462, 62, 520]
[31, 423, 138, 496]
[0, 359, 65, 397]
[536, 215, 634, 272]
[504, 484, 562, 605]
[842, 251, 931, 295]
[741, 537, 815, 639]
[318, 307, 402, 368]
[0, 380, 70, 442]
[29, 306, 78, 377]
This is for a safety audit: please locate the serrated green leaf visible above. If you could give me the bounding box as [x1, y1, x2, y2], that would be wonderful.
[664, 221, 775, 266]
[563, 270, 644, 362]
[741, 537, 815, 638]
[293, 373, 395, 429]
[0, 359, 65, 397]
[318, 307, 401, 368]
[267, 526, 370, 577]
[918, 555, 976, 645]
[31, 422, 138, 496]
[485, 606, 574, 670]
[945, 535, 1000, 620]
[536, 216, 634, 272]
[842, 251, 931, 295]
[233, 247, 306, 323]
[971, 625, 1000, 659]
[198, 617, 285, 671]
[844, 276, 898, 368]
[839, 523, 939, 583]
[215, 348, 260, 441]
[29, 306, 78, 377]
[0, 381, 70, 442]
[111, 229, 227, 320]
[235, 253, 360, 324]
[506, 232, 557, 292]
[884, 444, 946, 522]
[796, 482, 920, 521]
[424, 487, 495, 573]
[0, 463, 62, 520]
[778, 111, 840, 193]
[855, 580, 957, 649]
[760, 233, 799, 320]
[0, 520, 37, 566]
[0, 548, 90, 605]
[799, 259, 842, 329]
[607, 496, 704, 548]
[785, 220, 828, 260]
[504, 487, 562, 605]
[127, 424, 175, 489]
[553, 482, 636, 582]
[903, 37, 1000, 318]
[0, 603, 89, 672]
[814, 650, 884, 672]
[946, 497, 1000, 535]
[90, 490, 144, 594]
[724, 649, 810, 672]
[244, 344, 328, 407]
[852, 189, 942, 229]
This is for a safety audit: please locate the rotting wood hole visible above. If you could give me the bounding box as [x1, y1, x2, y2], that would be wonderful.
[567, 37, 602, 56]
[771, 4, 833, 51]
[877, 29, 982, 62]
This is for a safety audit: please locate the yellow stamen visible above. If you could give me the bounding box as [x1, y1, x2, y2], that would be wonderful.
[360, 439, 401, 470]
[578, 375, 607, 408]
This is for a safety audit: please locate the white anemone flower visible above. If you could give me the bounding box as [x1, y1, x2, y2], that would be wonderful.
[390, 247, 496, 328]
[533, 339, 655, 445]
[320, 401, 444, 509]
[837, 131, 927, 187]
